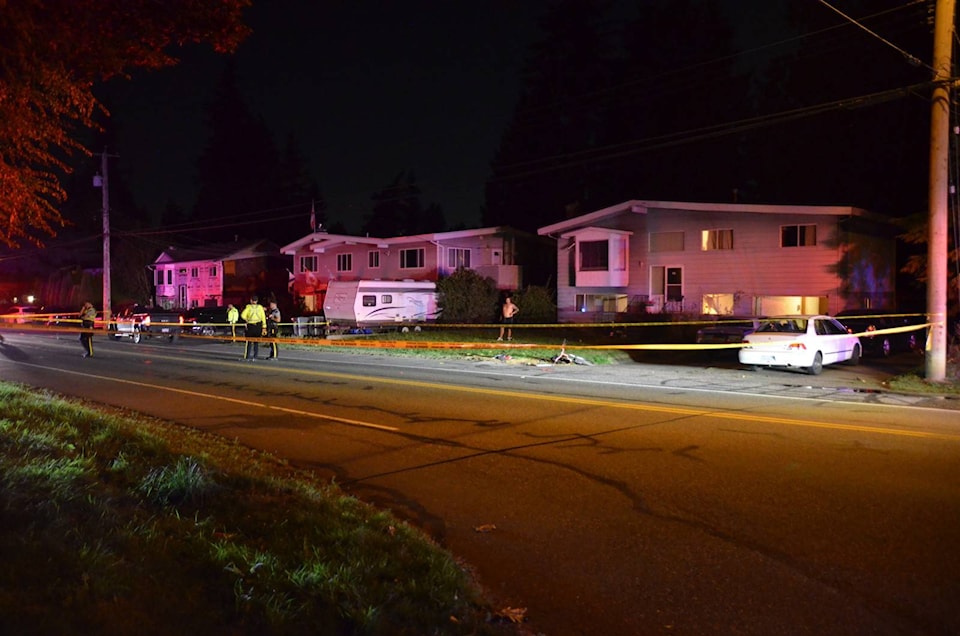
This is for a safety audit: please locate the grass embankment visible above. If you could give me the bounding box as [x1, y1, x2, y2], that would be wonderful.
[0, 383, 508, 635]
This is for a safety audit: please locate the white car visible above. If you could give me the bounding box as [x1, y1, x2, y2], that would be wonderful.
[739, 315, 862, 375]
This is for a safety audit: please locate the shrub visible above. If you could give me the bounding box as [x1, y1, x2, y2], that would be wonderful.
[436, 269, 499, 324]
[514, 285, 556, 323]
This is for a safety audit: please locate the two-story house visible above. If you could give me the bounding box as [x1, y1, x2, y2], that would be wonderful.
[281, 226, 555, 313]
[538, 200, 897, 322]
[150, 240, 288, 310]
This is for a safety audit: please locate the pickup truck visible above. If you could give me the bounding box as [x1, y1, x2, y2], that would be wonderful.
[112, 306, 182, 343]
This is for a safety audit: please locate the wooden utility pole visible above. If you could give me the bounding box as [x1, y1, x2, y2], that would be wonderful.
[96, 149, 116, 330]
[926, 0, 956, 382]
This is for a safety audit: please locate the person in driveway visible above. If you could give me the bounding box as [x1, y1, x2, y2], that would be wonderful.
[240, 295, 265, 361]
[79, 301, 96, 358]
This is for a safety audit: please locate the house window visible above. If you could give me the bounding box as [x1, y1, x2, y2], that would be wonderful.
[337, 253, 353, 272]
[666, 267, 683, 301]
[579, 240, 608, 271]
[448, 248, 471, 269]
[368, 250, 380, 268]
[400, 248, 424, 269]
[701, 229, 733, 250]
[209, 266, 217, 277]
[300, 255, 317, 273]
[178, 268, 187, 275]
[190, 267, 199, 278]
[650, 231, 684, 252]
[166, 270, 173, 285]
[781, 224, 817, 247]
[156, 270, 163, 286]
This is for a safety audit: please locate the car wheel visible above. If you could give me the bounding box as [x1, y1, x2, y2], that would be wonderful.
[846, 343, 861, 365]
[807, 351, 823, 375]
[132, 331, 141, 344]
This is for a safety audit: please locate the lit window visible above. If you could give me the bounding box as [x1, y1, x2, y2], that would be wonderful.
[701, 229, 733, 250]
[337, 253, 352, 272]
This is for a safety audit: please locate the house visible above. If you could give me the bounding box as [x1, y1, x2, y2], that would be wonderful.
[538, 200, 896, 323]
[281, 226, 555, 313]
[150, 240, 288, 310]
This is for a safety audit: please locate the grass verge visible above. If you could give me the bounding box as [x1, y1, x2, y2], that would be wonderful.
[0, 382, 513, 635]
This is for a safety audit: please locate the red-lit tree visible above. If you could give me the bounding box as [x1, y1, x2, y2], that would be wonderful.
[0, 0, 250, 247]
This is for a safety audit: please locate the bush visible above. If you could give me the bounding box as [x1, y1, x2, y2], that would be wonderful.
[514, 286, 556, 323]
[436, 269, 499, 323]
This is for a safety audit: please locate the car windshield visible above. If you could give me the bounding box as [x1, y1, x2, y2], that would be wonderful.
[757, 318, 807, 333]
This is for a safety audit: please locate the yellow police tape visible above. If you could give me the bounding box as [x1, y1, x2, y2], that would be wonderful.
[0, 314, 937, 352]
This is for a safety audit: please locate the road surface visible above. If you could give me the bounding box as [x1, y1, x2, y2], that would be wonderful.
[1, 331, 958, 635]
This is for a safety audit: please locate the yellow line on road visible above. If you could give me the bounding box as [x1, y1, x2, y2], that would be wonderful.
[18, 362, 399, 432]
[19, 349, 956, 442]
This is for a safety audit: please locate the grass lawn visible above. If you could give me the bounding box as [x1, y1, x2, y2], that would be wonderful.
[0, 383, 519, 635]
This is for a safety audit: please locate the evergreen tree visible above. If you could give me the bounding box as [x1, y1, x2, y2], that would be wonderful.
[192, 61, 281, 242]
[362, 171, 443, 236]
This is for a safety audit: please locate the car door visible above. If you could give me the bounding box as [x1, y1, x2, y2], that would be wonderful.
[814, 317, 852, 363]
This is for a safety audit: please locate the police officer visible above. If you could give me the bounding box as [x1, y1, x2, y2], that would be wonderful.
[240, 295, 266, 360]
[265, 300, 281, 360]
[79, 301, 97, 358]
[226, 303, 239, 342]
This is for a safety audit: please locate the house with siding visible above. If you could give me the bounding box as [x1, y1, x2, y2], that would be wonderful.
[281, 226, 555, 313]
[537, 200, 896, 322]
[150, 240, 288, 310]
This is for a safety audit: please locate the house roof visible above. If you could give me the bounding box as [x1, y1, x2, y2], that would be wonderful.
[280, 226, 529, 255]
[153, 239, 281, 266]
[537, 200, 871, 236]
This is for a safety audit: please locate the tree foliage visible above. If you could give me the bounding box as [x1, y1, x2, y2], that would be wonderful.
[0, 0, 251, 247]
[363, 171, 445, 237]
[514, 285, 557, 323]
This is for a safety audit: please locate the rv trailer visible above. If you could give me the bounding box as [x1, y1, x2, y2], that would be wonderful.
[323, 280, 439, 330]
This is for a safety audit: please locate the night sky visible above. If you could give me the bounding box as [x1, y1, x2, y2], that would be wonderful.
[102, 1, 548, 233]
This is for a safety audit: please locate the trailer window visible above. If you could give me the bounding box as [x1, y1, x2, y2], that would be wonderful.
[362, 295, 376, 307]
[381, 295, 392, 304]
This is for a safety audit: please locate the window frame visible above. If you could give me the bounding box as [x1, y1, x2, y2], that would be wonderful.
[336, 253, 353, 272]
[400, 247, 425, 269]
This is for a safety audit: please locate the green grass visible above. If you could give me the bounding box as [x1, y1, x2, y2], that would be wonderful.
[0, 383, 508, 635]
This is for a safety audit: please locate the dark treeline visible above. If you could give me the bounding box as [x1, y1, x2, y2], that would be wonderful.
[484, 0, 937, 233]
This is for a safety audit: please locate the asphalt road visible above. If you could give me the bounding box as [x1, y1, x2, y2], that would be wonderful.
[1, 330, 958, 635]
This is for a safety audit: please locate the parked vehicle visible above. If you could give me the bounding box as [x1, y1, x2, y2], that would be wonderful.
[835, 310, 924, 357]
[113, 305, 182, 343]
[323, 280, 439, 330]
[180, 306, 232, 337]
[696, 316, 762, 345]
[1, 305, 42, 324]
[739, 315, 861, 375]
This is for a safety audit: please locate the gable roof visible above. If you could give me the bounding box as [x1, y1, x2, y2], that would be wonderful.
[153, 239, 280, 265]
[537, 200, 871, 236]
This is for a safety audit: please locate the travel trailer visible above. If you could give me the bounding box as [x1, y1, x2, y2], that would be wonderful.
[323, 280, 439, 328]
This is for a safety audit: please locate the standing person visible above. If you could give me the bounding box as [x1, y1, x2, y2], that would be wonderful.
[79, 301, 97, 358]
[265, 300, 281, 360]
[226, 303, 239, 342]
[240, 295, 265, 361]
[497, 294, 520, 342]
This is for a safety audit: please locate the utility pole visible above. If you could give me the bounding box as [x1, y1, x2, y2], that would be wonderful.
[926, 0, 956, 383]
[94, 149, 118, 330]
